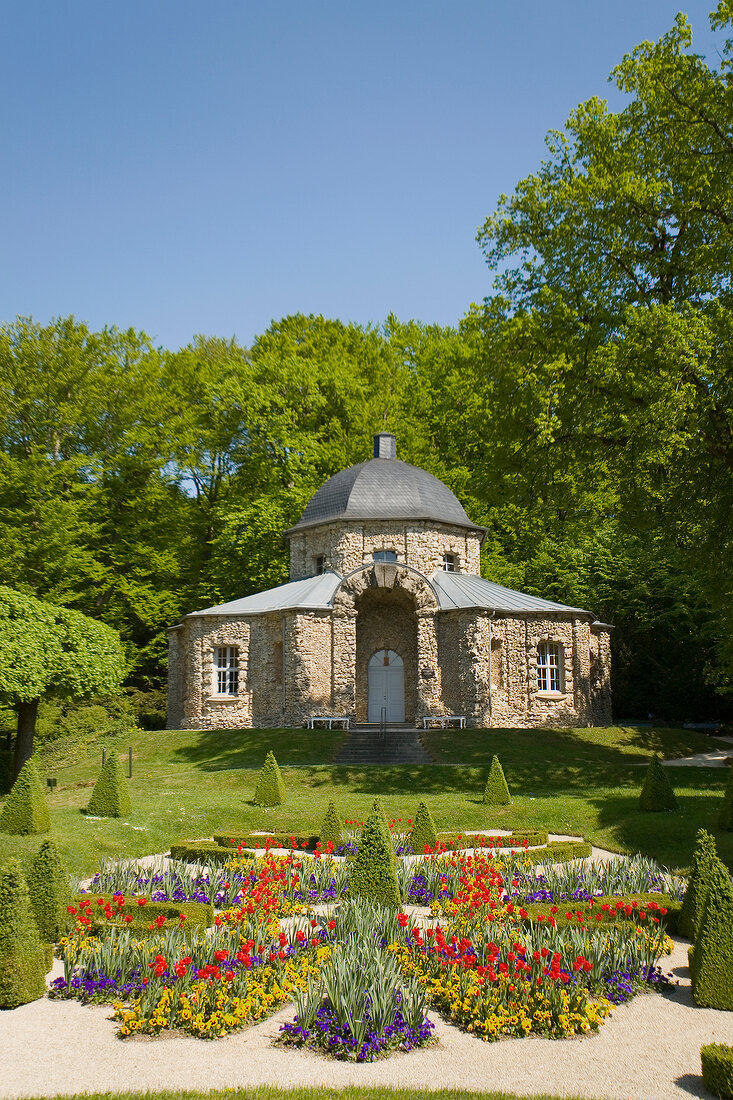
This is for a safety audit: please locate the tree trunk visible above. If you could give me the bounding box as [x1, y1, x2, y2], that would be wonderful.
[13, 699, 39, 780]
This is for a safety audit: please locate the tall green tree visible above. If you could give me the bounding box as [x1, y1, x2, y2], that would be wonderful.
[0, 587, 126, 776]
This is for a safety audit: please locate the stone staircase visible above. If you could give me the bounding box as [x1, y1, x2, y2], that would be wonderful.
[334, 724, 433, 765]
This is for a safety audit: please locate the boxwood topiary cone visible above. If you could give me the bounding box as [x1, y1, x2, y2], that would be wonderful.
[319, 800, 343, 847]
[483, 755, 511, 805]
[253, 750, 286, 807]
[26, 837, 73, 942]
[0, 857, 48, 1007]
[638, 753, 677, 812]
[86, 753, 131, 817]
[719, 764, 733, 831]
[0, 756, 51, 835]
[691, 854, 733, 1010]
[347, 802, 400, 908]
[679, 828, 719, 940]
[409, 800, 438, 854]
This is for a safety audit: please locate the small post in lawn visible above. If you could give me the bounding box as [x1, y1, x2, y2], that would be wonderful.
[102, 748, 106, 766]
[128, 747, 132, 779]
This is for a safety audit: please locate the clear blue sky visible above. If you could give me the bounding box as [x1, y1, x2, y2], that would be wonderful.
[0, 1, 717, 350]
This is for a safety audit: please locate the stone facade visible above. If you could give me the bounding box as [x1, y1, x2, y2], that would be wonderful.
[167, 440, 613, 731]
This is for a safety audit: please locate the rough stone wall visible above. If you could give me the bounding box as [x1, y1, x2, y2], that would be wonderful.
[174, 614, 253, 730]
[166, 627, 185, 729]
[589, 624, 613, 725]
[283, 611, 333, 726]
[249, 613, 285, 728]
[354, 588, 418, 722]
[287, 520, 481, 579]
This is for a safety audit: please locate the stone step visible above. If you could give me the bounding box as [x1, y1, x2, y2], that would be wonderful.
[334, 729, 433, 766]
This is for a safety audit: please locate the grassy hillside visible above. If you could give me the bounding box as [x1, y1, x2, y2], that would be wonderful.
[0, 725, 730, 876]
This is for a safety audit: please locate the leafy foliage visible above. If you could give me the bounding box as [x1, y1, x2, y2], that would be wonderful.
[409, 800, 438, 854]
[0, 857, 47, 1007]
[483, 755, 511, 806]
[347, 801, 400, 909]
[638, 755, 678, 813]
[679, 829, 719, 939]
[253, 750, 286, 807]
[720, 766, 733, 831]
[0, 757, 51, 835]
[26, 837, 73, 942]
[86, 754, 132, 818]
[691, 854, 733, 1010]
[319, 801, 343, 848]
[701, 1043, 733, 1100]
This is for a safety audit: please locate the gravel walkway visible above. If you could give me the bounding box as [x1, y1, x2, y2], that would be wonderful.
[0, 937, 730, 1100]
[1, 842, 730, 1100]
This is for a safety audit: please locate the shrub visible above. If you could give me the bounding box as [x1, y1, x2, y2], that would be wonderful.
[679, 829, 718, 940]
[436, 830, 549, 849]
[86, 753, 131, 818]
[0, 857, 48, 1007]
[73, 894, 214, 932]
[483, 755, 511, 805]
[253, 750, 286, 806]
[691, 854, 733, 1010]
[701, 1044, 733, 1099]
[26, 837, 73, 942]
[638, 753, 677, 812]
[347, 801, 400, 908]
[0, 756, 51, 835]
[719, 765, 733, 831]
[410, 800, 438, 854]
[319, 801, 343, 848]
[213, 832, 318, 850]
[169, 842, 246, 866]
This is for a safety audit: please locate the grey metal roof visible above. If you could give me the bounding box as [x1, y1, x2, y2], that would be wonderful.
[287, 458, 482, 534]
[189, 572, 342, 617]
[187, 568, 590, 619]
[429, 571, 590, 615]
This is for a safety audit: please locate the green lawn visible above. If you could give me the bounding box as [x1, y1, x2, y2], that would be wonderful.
[0, 724, 731, 876]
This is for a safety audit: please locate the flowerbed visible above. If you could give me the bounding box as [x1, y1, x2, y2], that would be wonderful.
[50, 829, 680, 1054]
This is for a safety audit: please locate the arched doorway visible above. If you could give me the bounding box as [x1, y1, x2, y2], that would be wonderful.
[368, 649, 404, 722]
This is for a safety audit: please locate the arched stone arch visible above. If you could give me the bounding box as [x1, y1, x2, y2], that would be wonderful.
[330, 562, 441, 724]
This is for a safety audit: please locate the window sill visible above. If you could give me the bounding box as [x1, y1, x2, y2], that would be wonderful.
[207, 695, 240, 703]
[534, 691, 568, 701]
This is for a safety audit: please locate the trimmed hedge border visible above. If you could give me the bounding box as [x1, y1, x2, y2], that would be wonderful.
[169, 842, 250, 865]
[213, 833, 319, 850]
[517, 892, 681, 933]
[73, 894, 214, 930]
[435, 830, 550, 849]
[702, 1043, 733, 1099]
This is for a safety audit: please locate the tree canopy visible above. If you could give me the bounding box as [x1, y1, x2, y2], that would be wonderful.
[0, 587, 126, 774]
[0, 6, 731, 723]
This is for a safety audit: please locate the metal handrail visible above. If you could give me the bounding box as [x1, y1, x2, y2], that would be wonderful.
[379, 706, 387, 743]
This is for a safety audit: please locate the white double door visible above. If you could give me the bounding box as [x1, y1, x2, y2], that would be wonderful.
[367, 649, 405, 723]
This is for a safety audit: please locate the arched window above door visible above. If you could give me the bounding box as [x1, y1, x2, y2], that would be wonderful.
[369, 649, 403, 668]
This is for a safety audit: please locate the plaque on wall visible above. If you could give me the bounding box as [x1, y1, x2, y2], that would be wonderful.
[420, 667, 435, 679]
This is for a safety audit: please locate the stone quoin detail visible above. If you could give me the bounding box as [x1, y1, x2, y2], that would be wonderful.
[167, 434, 612, 730]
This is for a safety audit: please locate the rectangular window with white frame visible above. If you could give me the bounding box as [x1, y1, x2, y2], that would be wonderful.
[537, 641, 562, 692]
[215, 646, 239, 695]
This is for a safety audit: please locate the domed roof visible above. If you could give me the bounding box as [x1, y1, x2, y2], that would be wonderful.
[287, 434, 482, 534]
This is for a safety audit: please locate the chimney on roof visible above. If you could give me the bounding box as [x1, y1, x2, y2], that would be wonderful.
[374, 432, 396, 459]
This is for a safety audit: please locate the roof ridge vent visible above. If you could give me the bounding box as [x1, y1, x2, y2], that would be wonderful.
[374, 432, 396, 459]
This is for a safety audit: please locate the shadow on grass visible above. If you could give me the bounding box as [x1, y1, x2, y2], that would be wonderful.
[168, 728, 347, 771]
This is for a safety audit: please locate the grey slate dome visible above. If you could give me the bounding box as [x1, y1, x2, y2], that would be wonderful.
[288, 433, 482, 533]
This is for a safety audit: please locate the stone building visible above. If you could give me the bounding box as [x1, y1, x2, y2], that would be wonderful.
[167, 434, 612, 730]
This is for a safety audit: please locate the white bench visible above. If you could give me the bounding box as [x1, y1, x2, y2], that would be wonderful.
[305, 716, 350, 730]
[422, 715, 466, 729]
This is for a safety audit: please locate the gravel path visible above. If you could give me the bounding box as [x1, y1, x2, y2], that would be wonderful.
[1, 939, 730, 1099]
[1, 843, 729, 1100]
